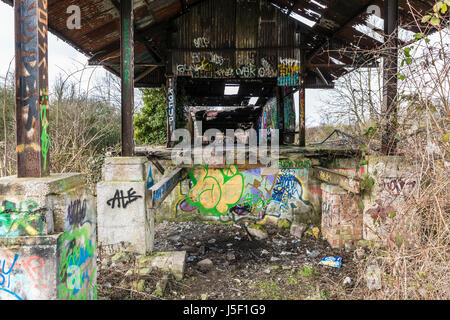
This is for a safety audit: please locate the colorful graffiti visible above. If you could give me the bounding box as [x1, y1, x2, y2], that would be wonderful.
[258, 98, 278, 142]
[0, 200, 43, 236]
[0, 254, 21, 300]
[283, 94, 295, 132]
[186, 165, 244, 217]
[58, 197, 97, 300]
[278, 57, 301, 87]
[146, 166, 154, 189]
[0, 252, 48, 300]
[58, 223, 96, 299]
[183, 166, 314, 223]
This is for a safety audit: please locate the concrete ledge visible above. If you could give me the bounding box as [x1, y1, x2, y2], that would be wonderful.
[0, 233, 62, 247]
[0, 173, 85, 197]
[320, 183, 347, 195]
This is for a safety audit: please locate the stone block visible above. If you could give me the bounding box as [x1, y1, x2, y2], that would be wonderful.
[97, 181, 152, 254]
[137, 251, 186, 281]
[0, 173, 97, 300]
[103, 157, 146, 182]
[0, 234, 61, 300]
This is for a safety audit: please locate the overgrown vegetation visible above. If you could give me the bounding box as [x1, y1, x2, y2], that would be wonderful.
[1, 64, 122, 190]
[134, 86, 167, 146]
[319, 1, 449, 300]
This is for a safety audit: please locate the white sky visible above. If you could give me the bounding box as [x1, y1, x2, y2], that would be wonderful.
[0, 1, 326, 127]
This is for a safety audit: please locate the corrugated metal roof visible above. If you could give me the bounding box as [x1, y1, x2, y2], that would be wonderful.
[2, 0, 434, 88]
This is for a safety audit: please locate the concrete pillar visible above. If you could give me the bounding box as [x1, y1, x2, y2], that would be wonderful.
[321, 183, 363, 248]
[97, 157, 154, 255]
[0, 173, 97, 300]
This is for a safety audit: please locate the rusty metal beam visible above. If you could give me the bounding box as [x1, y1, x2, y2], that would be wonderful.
[15, 0, 49, 177]
[120, 0, 135, 157]
[382, 0, 399, 155]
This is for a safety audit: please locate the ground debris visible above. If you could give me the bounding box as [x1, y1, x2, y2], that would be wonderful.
[99, 221, 360, 300]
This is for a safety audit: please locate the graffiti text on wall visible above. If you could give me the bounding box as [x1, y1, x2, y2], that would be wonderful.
[278, 58, 301, 87]
[107, 188, 142, 209]
[186, 165, 244, 217]
[0, 252, 47, 300]
[67, 199, 87, 226]
[182, 166, 314, 223]
[0, 200, 43, 236]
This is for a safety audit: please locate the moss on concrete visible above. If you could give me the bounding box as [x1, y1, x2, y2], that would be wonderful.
[277, 218, 291, 230]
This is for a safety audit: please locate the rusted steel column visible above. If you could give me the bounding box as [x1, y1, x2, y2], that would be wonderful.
[166, 76, 176, 148]
[15, 0, 49, 177]
[120, 0, 135, 156]
[382, 0, 399, 155]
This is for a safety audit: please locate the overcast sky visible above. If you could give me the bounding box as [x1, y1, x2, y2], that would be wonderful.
[0, 2, 326, 127]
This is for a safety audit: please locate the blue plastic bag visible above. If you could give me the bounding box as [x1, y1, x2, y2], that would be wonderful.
[319, 256, 342, 268]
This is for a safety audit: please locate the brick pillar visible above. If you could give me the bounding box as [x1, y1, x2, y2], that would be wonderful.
[321, 183, 363, 248]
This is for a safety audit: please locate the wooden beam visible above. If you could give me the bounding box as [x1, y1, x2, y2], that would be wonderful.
[15, 0, 49, 177]
[120, 0, 135, 157]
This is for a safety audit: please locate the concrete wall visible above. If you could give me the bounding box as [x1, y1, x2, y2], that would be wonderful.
[0, 173, 97, 300]
[362, 155, 419, 242]
[152, 160, 323, 226]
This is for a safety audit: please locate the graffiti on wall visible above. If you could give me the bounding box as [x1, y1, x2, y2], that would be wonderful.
[167, 77, 176, 140]
[283, 94, 295, 132]
[59, 198, 96, 300]
[67, 199, 87, 226]
[278, 57, 301, 86]
[182, 166, 314, 223]
[279, 159, 311, 169]
[107, 188, 142, 209]
[378, 178, 417, 196]
[146, 166, 155, 189]
[0, 254, 21, 299]
[176, 38, 289, 80]
[0, 252, 47, 300]
[258, 97, 278, 141]
[186, 165, 245, 217]
[0, 200, 43, 236]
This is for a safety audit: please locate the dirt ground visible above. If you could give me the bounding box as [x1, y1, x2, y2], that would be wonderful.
[98, 221, 365, 300]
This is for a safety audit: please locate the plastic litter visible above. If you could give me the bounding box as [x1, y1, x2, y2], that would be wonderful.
[312, 227, 320, 239]
[186, 256, 197, 263]
[306, 249, 320, 259]
[319, 256, 342, 268]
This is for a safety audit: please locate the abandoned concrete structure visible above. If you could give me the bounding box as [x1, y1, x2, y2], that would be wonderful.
[0, 0, 429, 299]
